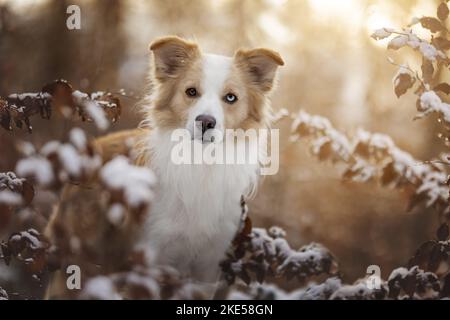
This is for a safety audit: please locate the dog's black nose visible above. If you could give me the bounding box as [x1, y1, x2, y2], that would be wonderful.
[195, 114, 216, 134]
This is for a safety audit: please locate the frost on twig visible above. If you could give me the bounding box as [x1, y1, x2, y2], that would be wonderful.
[0, 229, 54, 278]
[227, 263, 446, 300]
[221, 226, 338, 285]
[0, 287, 8, 300]
[0, 172, 34, 220]
[0, 79, 121, 132]
[387, 266, 441, 299]
[291, 110, 450, 213]
[408, 223, 450, 275]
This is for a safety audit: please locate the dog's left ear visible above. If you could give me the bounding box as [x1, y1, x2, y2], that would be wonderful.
[235, 48, 284, 92]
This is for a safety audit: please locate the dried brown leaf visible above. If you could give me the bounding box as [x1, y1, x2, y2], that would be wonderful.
[420, 17, 445, 33]
[421, 57, 434, 84]
[394, 73, 415, 98]
[438, 2, 449, 21]
[434, 82, 450, 94]
[436, 223, 449, 241]
[432, 36, 450, 50]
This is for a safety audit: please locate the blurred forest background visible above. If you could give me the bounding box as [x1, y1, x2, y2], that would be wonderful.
[0, 0, 447, 293]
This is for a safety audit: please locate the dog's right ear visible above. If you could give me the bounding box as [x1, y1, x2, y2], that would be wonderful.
[149, 36, 200, 82]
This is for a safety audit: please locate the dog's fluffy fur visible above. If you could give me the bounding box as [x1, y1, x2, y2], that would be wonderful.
[45, 36, 283, 297]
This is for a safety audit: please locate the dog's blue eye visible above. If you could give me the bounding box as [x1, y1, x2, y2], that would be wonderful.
[224, 93, 237, 104]
[186, 88, 197, 97]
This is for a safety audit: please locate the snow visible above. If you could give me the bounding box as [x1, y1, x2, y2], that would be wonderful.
[107, 203, 125, 226]
[16, 157, 54, 186]
[71, 90, 89, 103]
[41, 141, 61, 156]
[388, 267, 410, 282]
[277, 243, 330, 275]
[121, 272, 160, 298]
[228, 278, 343, 300]
[85, 101, 109, 131]
[416, 171, 449, 207]
[81, 276, 121, 300]
[300, 277, 342, 300]
[389, 35, 408, 49]
[70, 128, 87, 151]
[419, 42, 439, 61]
[16, 141, 36, 157]
[291, 111, 352, 161]
[0, 286, 8, 300]
[371, 28, 392, 40]
[0, 190, 22, 205]
[393, 64, 413, 86]
[291, 110, 448, 208]
[57, 144, 82, 177]
[227, 291, 252, 300]
[11, 229, 46, 250]
[420, 91, 443, 110]
[72, 90, 109, 130]
[268, 226, 286, 238]
[406, 34, 421, 49]
[418, 91, 450, 123]
[272, 108, 289, 122]
[329, 282, 373, 300]
[90, 91, 105, 100]
[16, 128, 103, 186]
[100, 156, 156, 208]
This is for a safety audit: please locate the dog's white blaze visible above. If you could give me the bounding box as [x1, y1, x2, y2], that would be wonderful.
[186, 54, 232, 135]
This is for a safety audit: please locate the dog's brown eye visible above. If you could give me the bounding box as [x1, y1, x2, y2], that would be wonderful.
[185, 87, 197, 97]
[224, 93, 237, 104]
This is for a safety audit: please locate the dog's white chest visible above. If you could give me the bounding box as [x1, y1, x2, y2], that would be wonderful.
[138, 132, 257, 282]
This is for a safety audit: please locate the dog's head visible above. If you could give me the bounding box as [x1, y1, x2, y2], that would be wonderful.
[147, 36, 284, 142]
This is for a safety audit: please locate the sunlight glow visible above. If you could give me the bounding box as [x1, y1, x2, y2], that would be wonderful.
[259, 13, 294, 44]
[264, 0, 288, 7]
[307, 0, 363, 28]
[0, 0, 48, 12]
[366, 5, 396, 47]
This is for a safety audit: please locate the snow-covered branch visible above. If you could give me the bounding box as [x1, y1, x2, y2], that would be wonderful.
[291, 110, 450, 213]
[0, 79, 121, 133]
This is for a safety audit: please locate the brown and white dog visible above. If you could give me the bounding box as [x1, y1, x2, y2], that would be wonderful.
[45, 36, 283, 297]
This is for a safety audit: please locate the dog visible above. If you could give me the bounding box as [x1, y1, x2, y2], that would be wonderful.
[45, 36, 283, 298]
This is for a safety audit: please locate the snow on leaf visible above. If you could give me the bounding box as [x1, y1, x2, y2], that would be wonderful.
[100, 156, 156, 209]
[69, 127, 87, 151]
[418, 91, 450, 123]
[393, 67, 415, 98]
[419, 42, 440, 61]
[16, 157, 54, 187]
[388, 35, 409, 50]
[371, 28, 392, 40]
[81, 276, 122, 300]
[85, 101, 109, 131]
[0, 190, 22, 206]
